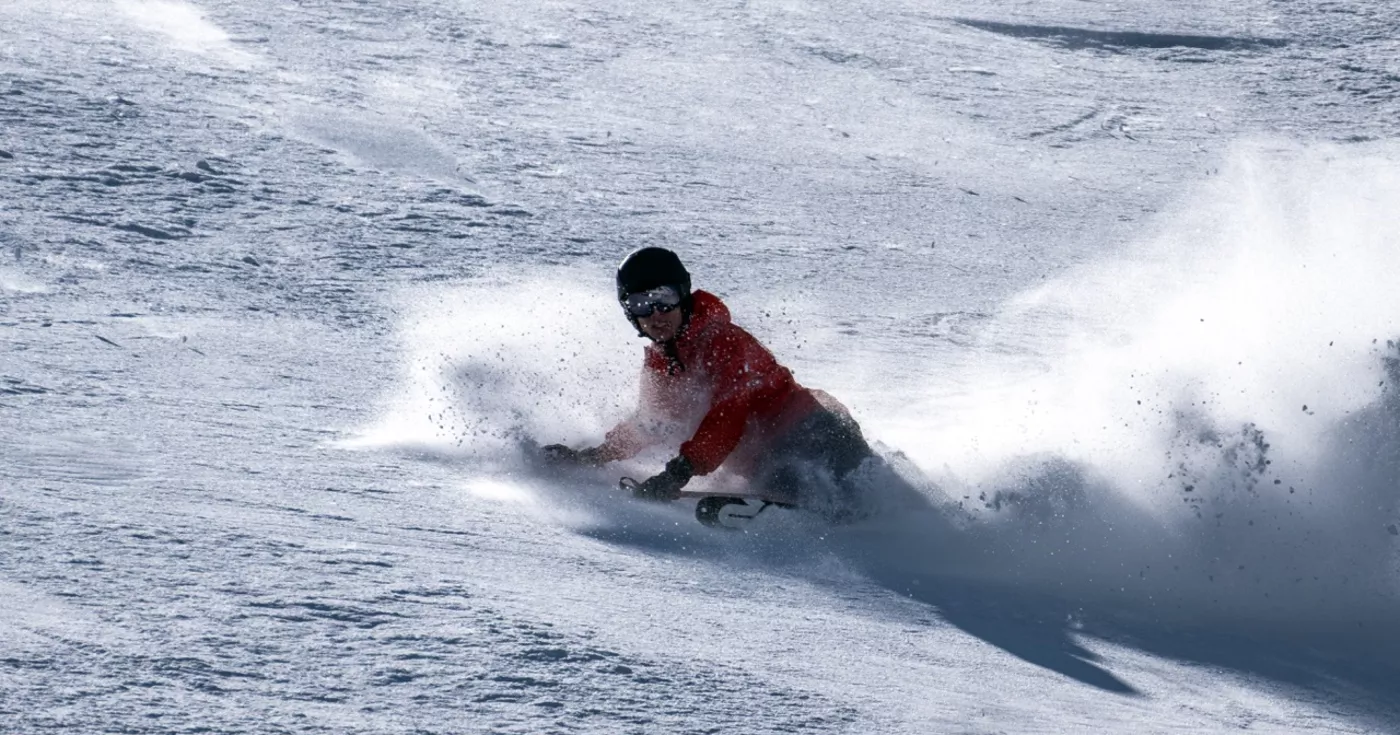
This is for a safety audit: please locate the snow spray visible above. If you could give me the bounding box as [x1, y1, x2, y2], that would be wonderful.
[347, 269, 640, 465]
[878, 140, 1400, 629]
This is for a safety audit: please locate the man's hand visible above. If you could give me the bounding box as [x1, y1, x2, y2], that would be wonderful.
[631, 456, 694, 501]
[541, 444, 606, 467]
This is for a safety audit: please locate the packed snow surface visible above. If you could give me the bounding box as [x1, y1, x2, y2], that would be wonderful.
[3, 0, 1399, 732]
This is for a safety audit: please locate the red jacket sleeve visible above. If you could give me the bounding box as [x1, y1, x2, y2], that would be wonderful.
[679, 326, 789, 475]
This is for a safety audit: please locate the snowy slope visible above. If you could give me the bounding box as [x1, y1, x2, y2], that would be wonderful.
[3, 0, 1399, 732]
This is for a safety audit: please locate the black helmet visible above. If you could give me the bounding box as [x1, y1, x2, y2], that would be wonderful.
[616, 247, 691, 302]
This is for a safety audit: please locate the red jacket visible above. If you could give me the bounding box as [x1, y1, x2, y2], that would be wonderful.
[597, 290, 821, 476]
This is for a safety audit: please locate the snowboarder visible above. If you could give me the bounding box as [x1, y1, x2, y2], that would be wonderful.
[542, 247, 874, 514]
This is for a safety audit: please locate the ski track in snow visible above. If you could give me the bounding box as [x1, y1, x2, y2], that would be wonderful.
[3, 0, 1400, 732]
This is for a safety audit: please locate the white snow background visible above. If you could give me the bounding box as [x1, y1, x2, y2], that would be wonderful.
[2, 0, 1399, 732]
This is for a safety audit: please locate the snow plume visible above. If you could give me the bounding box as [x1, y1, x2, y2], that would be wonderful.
[348, 270, 639, 467]
[115, 0, 258, 68]
[883, 140, 1400, 629]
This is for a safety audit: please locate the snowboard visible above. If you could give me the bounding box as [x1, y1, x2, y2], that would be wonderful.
[524, 440, 796, 529]
[619, 476, 795, 528]
[682, 491, 796, 529]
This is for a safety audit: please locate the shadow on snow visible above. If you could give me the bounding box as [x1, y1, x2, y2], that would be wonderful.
[579, 462, 1400, 730]
[951, 18, 1288, 53]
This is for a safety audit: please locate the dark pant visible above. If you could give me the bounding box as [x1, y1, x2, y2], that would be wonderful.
[755, 409, 873, 514]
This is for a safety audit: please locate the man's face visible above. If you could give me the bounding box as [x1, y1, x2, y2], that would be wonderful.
[623, 286, 685, 343]
[636, 306, 684, 343]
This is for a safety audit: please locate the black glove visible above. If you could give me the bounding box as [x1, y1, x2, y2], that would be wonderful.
[632, 456, 694, 501]
[541, 444, 606, 467]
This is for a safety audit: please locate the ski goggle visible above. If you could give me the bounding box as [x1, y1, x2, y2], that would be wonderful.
[622, 286, 682, 318]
